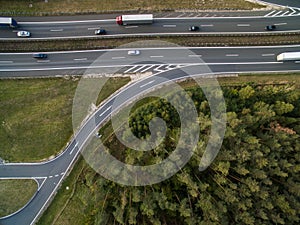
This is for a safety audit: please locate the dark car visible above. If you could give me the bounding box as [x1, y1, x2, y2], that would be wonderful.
[189, 26, 200, 31]
[265, 25, 276, 31]
[33, 53, 48, 59]
[95, 29, 106, 35]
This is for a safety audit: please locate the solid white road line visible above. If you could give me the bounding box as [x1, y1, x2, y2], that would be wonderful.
[290, 8, 297, 15]
[153, 65, 165, 72]
[69, 143, 78, 155]
[163, 25, 176, 27]
[124, 65, 138, 73]
[36, 60, 50, 63]
[237, 24, 250, 27]
[226, 54, 239, 57]
[264, 10, 277, 17]
[99, 105, 112, 117]
[200, 24, 214, 27]
[74, 58, 87, 61]
[50, 29, 63, 32]
[140, 80, 155, 88]
[112, 56, 125, 59]
[132, 65, 147, 73]
[262, 54, 275, 57]
[281, 11, 291, 16]
[140, 65, 155, 73]
[271, 11, 283, 17]
[0, 61, 13, 63]
[189, 55, 202, 57]
[125, 26, 138, 28]
[0, 62, 287, 72]
[274, 23, 287, 25]
[150, 55, 164, 58]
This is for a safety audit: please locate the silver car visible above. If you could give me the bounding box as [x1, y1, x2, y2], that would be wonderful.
[17, 31, 31, 37]
[127, 50, 140, 56]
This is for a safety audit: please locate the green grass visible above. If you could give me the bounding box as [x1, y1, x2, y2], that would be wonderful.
[96, 77, 131, 105]
[0, 77, 78, 163]
[36, 156, 87, 225]
[0, 77, 130, 163]
[2, 34, 300, 52]
[36, 73, 300, 225]
[0, 0, 265, 16]
[0, 179, 37, 217]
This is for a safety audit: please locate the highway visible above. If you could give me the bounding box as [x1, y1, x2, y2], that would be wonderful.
[1, 46, 300, 77]
[0, 45, 300, 225]
[0, 15, 300, 39]
[0, 0, 300, 223]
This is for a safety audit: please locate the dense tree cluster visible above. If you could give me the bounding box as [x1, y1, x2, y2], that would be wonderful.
[79, 83, 300, 225]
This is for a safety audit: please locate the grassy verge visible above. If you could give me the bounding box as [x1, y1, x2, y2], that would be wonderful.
[0, 77, 130, 163]
[36, 73, 300, 225]
[0, 0, 265, 16]
[0, 179, 37, 217]
[1, 34, 300, 52]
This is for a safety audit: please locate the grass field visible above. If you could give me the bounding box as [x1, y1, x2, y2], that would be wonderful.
[0, 0, 265, 16]
[0, 77, 130, 163]
[0, 179, 37, 217]
[36, 73, 300, 225]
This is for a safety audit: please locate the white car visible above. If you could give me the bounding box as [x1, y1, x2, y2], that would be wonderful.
[17, 31, 31, 37]
[128, 50, 140, 56]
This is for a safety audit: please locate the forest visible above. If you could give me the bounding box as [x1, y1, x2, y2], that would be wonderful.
[65, 82, 300, 225]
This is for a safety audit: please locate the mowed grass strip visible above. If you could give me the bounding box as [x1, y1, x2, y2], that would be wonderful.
[0, 0, 264, 16]
[0, 77, 78, 162]
[0, 77, 131, 163]
[2, 34, 300, 52]
[0, 179, 37, 217]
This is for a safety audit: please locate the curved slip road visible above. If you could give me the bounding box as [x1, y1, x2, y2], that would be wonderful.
[0, 45, 300, 225]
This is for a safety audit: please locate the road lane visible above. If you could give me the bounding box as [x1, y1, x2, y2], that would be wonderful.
[1, 16, 300, 39]
[0, 45, 299, 225]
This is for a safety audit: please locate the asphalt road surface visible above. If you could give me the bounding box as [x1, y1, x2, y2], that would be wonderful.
[0, 45, 300, 225]
[0, 15, 300, 40]
[0, 2, 300, 223]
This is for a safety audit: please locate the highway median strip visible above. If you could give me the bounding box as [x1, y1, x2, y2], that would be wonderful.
[1, 34, 300, 52]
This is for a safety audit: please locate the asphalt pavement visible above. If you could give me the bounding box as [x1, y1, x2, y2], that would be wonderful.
[0, 45, 300, 225]
[0, 3, 300, 224]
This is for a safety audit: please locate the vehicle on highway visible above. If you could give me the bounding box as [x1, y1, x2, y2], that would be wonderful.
[0, 17, 18, 28]
[17, 30, 31, 37]
[265, 25, 276, 31]
[32, 53, 48, 59]
[128, 50, 140, 56]
[95, 29, 106, 35]
[116, 14, 153, 25]
[189, 26, 200, 31]
[276, 52, 300, 61]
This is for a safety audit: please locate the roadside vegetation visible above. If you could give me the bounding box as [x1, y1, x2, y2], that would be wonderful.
[0, 77, 130, 162]
[37, 74, 300, 225]
[1, 34, 300, 52]
[0, 179, 37, 217]
[0, 0, 265, 16]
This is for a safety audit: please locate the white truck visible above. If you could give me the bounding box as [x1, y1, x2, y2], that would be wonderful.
[116, 14, 153, 25]
[0, 17, 18, 28]
[277, 52, 300, 61]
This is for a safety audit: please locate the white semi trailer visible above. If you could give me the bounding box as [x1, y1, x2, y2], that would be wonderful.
[116, 14, 153, 25]
[277, 52, 300, 61]
[0, 17, 18, 28]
